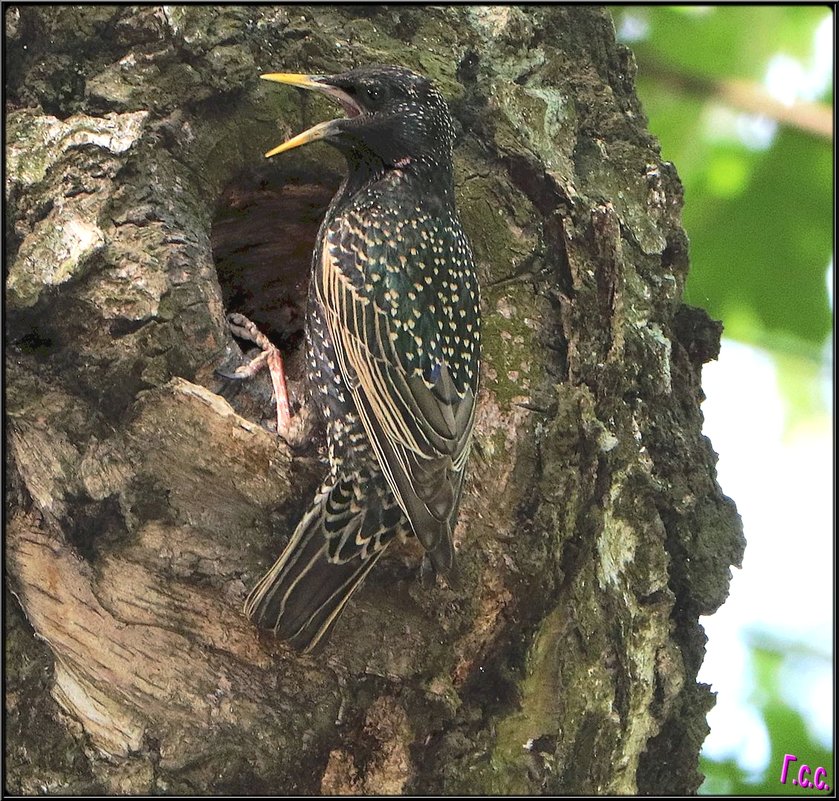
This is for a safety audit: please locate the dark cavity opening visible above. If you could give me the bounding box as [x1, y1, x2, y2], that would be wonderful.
[211, 164, 341, 381]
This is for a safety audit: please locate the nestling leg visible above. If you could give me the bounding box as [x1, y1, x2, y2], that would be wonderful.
[218, 312, 314, 447]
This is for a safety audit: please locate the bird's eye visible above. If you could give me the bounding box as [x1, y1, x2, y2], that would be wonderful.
[363, 84, 383, 104]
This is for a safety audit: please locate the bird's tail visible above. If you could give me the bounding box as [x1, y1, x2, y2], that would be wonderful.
[244, 475, 405, 653]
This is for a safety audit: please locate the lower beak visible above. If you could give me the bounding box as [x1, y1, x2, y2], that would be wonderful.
[263, 118, 340, 158]
[260, 72, 354, 158]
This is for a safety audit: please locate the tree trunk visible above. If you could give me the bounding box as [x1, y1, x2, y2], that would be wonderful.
[5, 5, 744, 794]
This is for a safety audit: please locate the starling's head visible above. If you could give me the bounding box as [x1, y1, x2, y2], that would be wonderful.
[261, 65, 455, 173]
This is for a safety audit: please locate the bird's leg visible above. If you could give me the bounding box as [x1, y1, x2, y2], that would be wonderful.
[219, 313, 318, 449]
[220, 312, 292, 437]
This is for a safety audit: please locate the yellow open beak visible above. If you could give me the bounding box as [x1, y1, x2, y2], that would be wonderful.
[263, 119, 338, 158]
[261, 72, 324, 89]
[261, 72, 341, 158]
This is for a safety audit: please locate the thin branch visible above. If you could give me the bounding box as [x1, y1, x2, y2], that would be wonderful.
[641, 60, 833, 141]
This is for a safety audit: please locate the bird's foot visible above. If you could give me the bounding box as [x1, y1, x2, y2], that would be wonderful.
[218, 312, 293, 440]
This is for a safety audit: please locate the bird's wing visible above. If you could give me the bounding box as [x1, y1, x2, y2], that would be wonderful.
[315, 209, 480, 567]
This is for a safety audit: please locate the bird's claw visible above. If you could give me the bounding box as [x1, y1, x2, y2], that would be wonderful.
[226, 312, 269, 346]
[221, 312, 291, 434]
[216, 349, 271, 382]
[215, 367, 241, 381]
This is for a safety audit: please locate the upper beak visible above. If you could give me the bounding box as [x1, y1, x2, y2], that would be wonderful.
[260, 72, 361, 158]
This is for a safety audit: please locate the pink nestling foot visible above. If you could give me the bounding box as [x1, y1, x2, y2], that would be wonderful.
[218, 312, 292, 437]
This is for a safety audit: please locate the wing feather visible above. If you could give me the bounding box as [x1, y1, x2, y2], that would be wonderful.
[315, 216, 479, 564]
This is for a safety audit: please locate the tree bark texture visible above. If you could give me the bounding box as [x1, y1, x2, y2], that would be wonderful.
[5, 5, 744, 794]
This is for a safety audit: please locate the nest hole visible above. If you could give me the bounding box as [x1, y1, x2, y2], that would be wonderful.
[211, 163, 341, 381]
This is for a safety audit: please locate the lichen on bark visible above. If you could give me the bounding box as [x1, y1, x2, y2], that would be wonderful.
[5, 5, 743, 794]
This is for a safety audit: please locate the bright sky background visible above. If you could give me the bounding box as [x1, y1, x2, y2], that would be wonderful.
[698, 333, 833, 775]
[696, 15, 833, 778]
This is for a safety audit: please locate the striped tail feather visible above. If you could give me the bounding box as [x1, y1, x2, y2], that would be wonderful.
[243, 475, 404, 653]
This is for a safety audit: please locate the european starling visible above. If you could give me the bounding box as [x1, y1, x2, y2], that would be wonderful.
[241, 65, 481, 653]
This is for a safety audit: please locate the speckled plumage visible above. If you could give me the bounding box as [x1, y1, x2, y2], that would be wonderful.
[244, 65, 480, 652]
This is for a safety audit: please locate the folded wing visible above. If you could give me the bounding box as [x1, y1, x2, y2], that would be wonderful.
[315, 209, 479, 571]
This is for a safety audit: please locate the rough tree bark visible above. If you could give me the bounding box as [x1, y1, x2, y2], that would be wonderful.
[5, 5, 744, 794]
